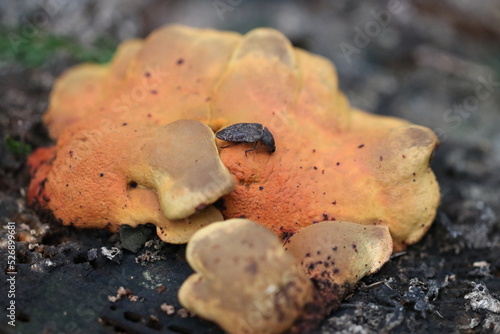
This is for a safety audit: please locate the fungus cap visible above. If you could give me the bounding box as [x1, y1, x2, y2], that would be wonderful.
[283, 221, 393, 331]
[128, 119, 235, 220]
[179, 219, 313, 334]
[285, 221, 393, 287]
[29, 24, 439, 250]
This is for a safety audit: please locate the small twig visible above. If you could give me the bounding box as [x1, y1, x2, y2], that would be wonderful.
[390, 251, 407, 259]
[363, 281, 385, 289]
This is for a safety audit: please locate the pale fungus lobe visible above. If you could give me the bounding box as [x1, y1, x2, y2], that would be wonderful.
[285, 221, 393, 329]
[128, 119, 235, 220]
[178, 219, 313, 334]
[286, 221, 393, 289]
[29, 24, 439, 250]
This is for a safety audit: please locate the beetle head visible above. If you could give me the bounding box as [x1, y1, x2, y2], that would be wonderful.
[262, 127, 276, 153]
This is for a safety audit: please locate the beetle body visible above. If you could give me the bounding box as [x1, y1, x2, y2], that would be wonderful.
[216, 123, 276, 154]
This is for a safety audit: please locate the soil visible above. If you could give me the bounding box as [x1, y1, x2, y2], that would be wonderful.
[1, 1, 499, 333]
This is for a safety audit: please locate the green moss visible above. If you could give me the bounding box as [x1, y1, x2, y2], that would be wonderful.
[0, 26, 116, 68]
[5, 136, 32, 156]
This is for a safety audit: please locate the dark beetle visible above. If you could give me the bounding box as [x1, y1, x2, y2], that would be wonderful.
[216, 123, 276, 155]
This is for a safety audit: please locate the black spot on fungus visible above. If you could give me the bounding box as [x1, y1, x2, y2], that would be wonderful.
[305, 253, 311, 257]
[312, 149, 316, 153]
[259, 186, 264, 191]
[379, 155, 383, 161]
[333, 268, 340, 274]
[336, 162, 340, 166]
[177, 58, 184, 65]
[129, 181, 138, 189]
[352, 244, 358, 253]
[99, 173, 104, 177]
[122, 122, 128, 126]
[316, 250, 321, 255]
[144, 72, 151, 78]
[332, 200, 337, 205]
[238, 215, 247, 218]
[244, 262, 258, 275]
[313, 166, 318, 170]
[322, 213, 328, 220]
[69, 150, 73, 157]
[358, 144, 365, 148]
[332, 246, 338, 251]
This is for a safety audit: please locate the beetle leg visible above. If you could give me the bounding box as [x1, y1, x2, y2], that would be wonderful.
[244, 142, 258, 156]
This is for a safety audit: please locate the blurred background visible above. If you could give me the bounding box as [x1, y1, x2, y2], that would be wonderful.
[1, 1, 499, 333]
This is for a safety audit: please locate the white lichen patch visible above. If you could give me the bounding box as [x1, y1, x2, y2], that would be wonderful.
[464, 282, 500, 314]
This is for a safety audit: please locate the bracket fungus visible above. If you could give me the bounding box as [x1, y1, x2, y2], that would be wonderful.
[178, 219, 393, 333]
[178, 219, 313, 334]
[25, 24, 442, 333]
[28, 119, 235, 243]
[27, 24, 439, 250]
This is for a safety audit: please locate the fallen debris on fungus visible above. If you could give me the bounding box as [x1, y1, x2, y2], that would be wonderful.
[28, 119, 234, 243]
[28, 24, 439, 250]
[178, 219, 313, 334]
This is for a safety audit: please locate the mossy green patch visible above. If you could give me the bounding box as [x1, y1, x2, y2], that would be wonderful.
[5, 136, 32, 156]
[0, 26, 116, 68]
